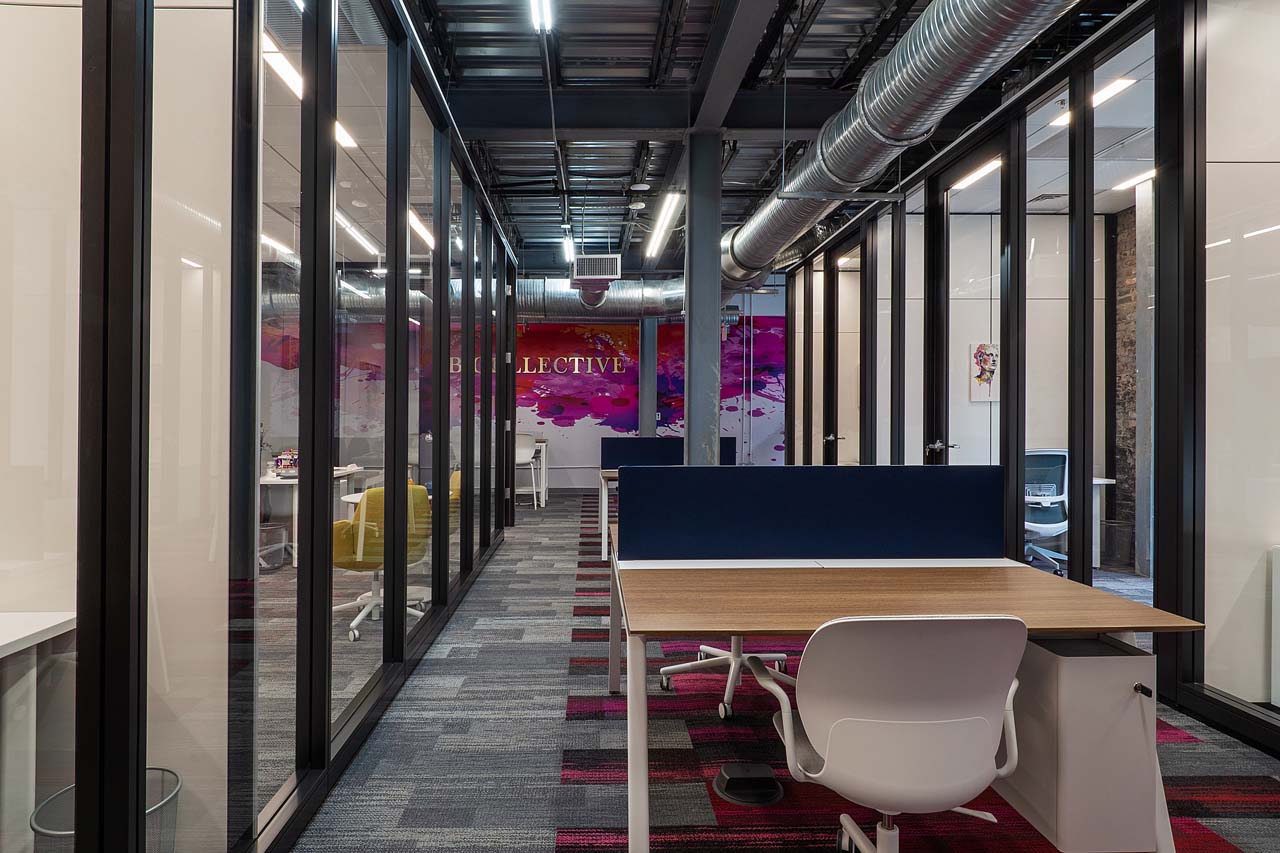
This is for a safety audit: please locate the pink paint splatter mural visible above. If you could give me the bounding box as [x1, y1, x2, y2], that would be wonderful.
[514, 318, 786, 467]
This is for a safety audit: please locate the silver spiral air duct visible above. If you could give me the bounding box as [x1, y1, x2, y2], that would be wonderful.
[720, 0, 1080, 285]
[515, 277, 685, 322]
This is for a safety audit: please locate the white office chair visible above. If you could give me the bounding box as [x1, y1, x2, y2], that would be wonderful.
[1025, 448, 1069, 576]
[514, 432, 541, 508]
[747, 615, 1026, 853]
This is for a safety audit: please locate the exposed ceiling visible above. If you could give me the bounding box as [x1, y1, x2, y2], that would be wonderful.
[413, 0, 1142, 275]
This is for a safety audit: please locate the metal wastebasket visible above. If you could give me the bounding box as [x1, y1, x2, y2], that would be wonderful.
[30, 767, 181, 853]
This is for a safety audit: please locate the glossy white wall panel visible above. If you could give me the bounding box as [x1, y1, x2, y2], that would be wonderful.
[147, 8, 232, 849]
[1204, 160, 1280, 703]
[1206, 0, 1280, 163]
[0, 5, 79, 614]
[904, 298, 924, 464]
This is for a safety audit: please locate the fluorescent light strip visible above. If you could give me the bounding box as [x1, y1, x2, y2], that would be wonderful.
[260, 33, 358, 150]
[1206, 275, 1231, 283]
[335, 210, 379, 255]
[339, 279, 371, 299]
[563, 235, 576, 263]
[1048, 78, 1137, 127]
[1205, 238, 1232, 249]
[530, 0, 543, 31]
[180, 257, 203, 269]
[645, 192, 682, 258]
[1112, 169, 1156, 192]
[261, 34, 304, 98]
[408, 209, 436, 249]
[952, 158, 1001, 191]
[334, 122, 357, 149]
[541, 0, 552, 30]
[1093, 77, 1136, 107]
[261, 233, 296, 256]
[1242, 223, 1280, 240]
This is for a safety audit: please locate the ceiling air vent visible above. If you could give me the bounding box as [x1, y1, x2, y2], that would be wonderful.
[572, 254, 622, 282]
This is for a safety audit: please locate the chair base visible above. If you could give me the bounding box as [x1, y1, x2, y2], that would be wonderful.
[657, 636, 787, 719]
[839, 814, 898, 853]
[712, 762, 784, 806]
[333, 582, 429, 641]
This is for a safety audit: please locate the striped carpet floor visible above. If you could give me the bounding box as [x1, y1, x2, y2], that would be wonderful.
[292, 490, 1280, 852]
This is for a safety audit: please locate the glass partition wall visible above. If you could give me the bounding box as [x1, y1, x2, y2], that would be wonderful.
[783, 3, 1280, 754]
[45, 0, 517, 847]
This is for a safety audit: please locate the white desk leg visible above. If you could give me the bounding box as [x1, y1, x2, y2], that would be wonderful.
[608, 564, 622, 694]
[627, 632, 649, 853]
[540, 446, 549, 506]
[599, 477, 608, 561]
[291, 485, 300, 568]
[1, 648, 37, 853]
[1093, 483, 1103, 569]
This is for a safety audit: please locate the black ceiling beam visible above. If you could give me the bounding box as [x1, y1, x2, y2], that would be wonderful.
[767, 0, 827, 85]
[830, 0, 915, 90]
[644, 0, 779, 270]
[742, 0, 800, 90]
[451, 87, 850, 142]
[416, 0, 461, 83]
[619, 142, 653, 252]
[648, 0, 690, 87]
[490, 186, 771, 199]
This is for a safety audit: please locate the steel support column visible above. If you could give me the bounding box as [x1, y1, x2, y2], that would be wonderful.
[639, 318, 658, 437]
[684, 131, 722, 465]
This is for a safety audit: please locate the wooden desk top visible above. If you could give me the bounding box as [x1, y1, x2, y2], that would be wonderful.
[601, 469, 619, 482]
[613, 552, 1202, 638]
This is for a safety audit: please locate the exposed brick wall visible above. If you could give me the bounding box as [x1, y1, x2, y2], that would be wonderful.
[1112, 206, 1138, 529]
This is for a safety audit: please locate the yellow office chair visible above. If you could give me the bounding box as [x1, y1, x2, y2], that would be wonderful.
[449, 469, 462, 501]
[332, 484, 432, 641]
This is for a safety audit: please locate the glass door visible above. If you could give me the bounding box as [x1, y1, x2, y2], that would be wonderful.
[830, 240, 862, 464]
[929, 150, 1005, 465]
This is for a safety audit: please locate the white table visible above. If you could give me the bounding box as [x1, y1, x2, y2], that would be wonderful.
[2, 612, 75, 853]
[608, 542, 1197, 853]
[598, 469, 618, 560]
[1093, 477, 1116, 569]
[260, 465, 361, 566]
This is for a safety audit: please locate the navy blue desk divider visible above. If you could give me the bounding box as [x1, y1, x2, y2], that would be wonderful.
[600, 436, 737, 470]
[616, 465, 1004, 560]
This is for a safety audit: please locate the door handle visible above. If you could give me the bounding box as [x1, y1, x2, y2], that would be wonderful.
[824, 435, 846, 442]
[925, 440, 958, 454]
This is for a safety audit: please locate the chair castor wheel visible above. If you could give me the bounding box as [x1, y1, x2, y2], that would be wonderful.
[659, 674, 672, 691]
[718, 702, 733, 720]
[349, 629, 360, 642]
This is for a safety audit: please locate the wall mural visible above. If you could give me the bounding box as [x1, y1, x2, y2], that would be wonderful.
[514, 318, 786, 483]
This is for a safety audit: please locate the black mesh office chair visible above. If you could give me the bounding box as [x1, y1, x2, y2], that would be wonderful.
[1025, 449, 1069, 576]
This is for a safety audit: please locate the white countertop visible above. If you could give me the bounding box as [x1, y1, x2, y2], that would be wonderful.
[0, 611, 76, 659]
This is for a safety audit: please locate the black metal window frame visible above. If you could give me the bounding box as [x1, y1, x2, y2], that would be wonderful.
[77, 0, 519, 848]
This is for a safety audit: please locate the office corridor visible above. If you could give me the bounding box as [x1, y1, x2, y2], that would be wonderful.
[294, 492, 1280, 853]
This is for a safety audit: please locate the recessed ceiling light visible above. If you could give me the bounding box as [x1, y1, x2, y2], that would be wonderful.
[335, 121, 357, 149]
[630, 182, 651, 192]
[351, 199, 367, 209]
[339, 180, 354, 189]
[1092, 77, 1136, 107]
[952, 158, 1002, 191]
[1205, 238, 1232, 249]
[1111, 168, 1156, 192]
[628, 201, 646, 210]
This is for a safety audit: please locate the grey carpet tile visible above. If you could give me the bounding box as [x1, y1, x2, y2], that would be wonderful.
[292, 490, 1280, 852]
